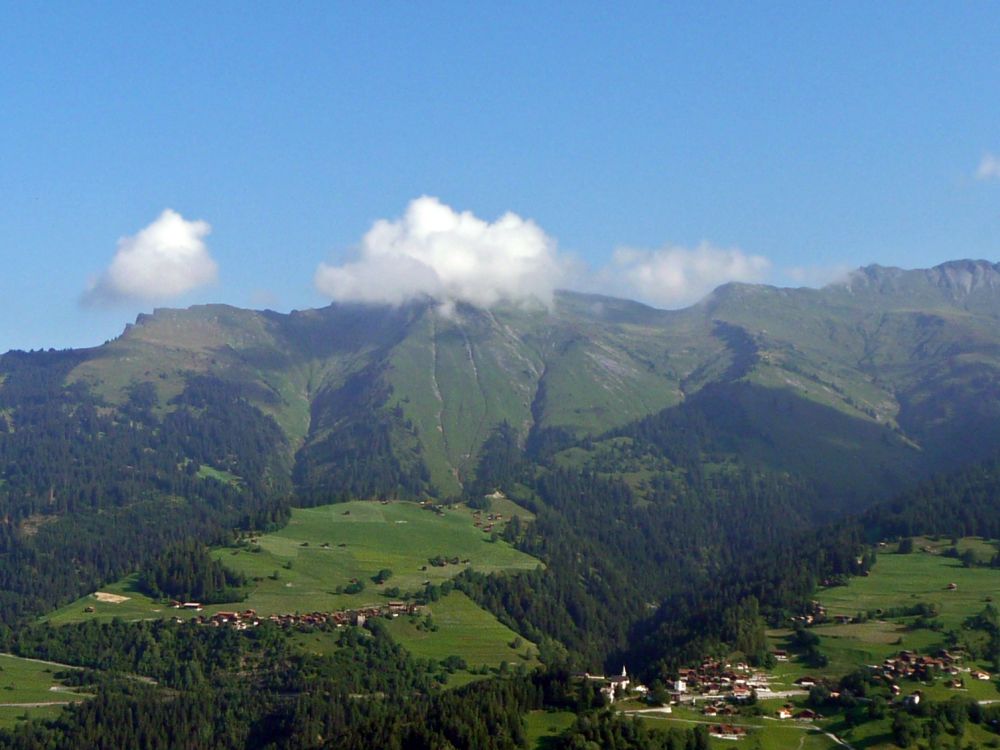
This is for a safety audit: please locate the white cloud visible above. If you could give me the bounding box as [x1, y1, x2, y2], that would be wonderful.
[82, 209, 217, 306]
[605, 242, 771, 308]
[315, 196, 566, 309]
[976, 153, 1000, 180]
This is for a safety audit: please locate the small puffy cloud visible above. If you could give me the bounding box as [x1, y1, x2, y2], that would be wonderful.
[606, 242, 771, 308]
[82, 209, 217, 306]
[976, 153, 1000, 180]
[315, 196, 565, 309]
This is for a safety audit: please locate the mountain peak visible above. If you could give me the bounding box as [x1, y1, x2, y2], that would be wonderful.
[833, 259, 1000, 310]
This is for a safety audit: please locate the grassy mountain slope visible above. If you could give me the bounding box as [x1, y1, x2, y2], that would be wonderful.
[9, 259, 1000, 509]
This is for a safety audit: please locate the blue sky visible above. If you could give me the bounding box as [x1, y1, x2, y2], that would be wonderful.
[1, 3, 998, 351]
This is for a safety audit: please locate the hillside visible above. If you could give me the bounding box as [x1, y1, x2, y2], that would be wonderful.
[24, 258, 1000, 507]
[2, 259, 1000, 629]
[4, 264, 1000, 745]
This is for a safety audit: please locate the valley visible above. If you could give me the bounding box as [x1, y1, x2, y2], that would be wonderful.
[4, 262, 1000, 747]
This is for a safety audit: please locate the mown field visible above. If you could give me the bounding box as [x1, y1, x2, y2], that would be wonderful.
[633, 708, 841, 750]
[756, 537, 1000, 749]
[44, 500, 541, 687]
[385, 590, 538, 671]
[47, 500, 539, 625]
[0, 654, 89, 730]
[523, 710, 576, 749]
[615, 538, 1000, 750]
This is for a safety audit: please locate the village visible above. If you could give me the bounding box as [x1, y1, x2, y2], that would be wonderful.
[577, 655, 852, 742]
[163, 600, 422, 630]
[593, 647, 983, 744]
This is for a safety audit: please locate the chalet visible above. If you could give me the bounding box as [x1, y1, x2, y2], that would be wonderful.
[903, 691, 922, 707]
[794, 676, 817, 688]
[777, 706, 793, 720]
[771, 650, 789, 662]
[731, 685, 752, 701]
[708, 724, 747, 740]
[673, 678, 687, 693]
[947, 582, 958, 590]
[972, 670, 991, 681]
[794, 709, 819, 721]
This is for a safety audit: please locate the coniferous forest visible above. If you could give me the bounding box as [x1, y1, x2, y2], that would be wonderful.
[5, 276, 1000, 748]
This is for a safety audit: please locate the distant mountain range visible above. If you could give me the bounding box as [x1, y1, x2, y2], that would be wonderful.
[21, 258, 992, 510]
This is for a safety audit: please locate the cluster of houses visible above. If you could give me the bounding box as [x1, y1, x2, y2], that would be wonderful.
[170, 601, 421, 630]
[471, 510, 504, 533]
[873, 649, 990, 690]
[776, 705, 820, 721]
[701, 702, 743, 718]
[671, 659, 772, 705]
[707, 724, 748, 740]
[789, 600, 828, 627]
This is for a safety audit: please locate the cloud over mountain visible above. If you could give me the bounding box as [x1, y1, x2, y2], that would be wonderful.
[315, 196, 566, 308]
[606, 242, 771, 308]
[82, 210, 217, 306]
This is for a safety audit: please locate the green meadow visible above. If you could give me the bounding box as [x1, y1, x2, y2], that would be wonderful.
[385, 590, 538, 670]
[755, 538, 1000, 749]
[47, 500, 540, 625]
[633, 711, 840, 750]
[0, 705, 65, 731]
[765, 537, 1000, 687]
[0, 654, 89, 729]
[523, 710, 576, 749]
[44, 500, 542, 680]
[818, 537, 1000, 633]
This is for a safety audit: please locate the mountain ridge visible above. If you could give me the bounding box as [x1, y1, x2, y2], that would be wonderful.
[5, 257, 1000, 505]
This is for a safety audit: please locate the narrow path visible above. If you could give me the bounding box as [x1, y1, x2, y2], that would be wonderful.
[0, 653, 79, 670]
[623, 712, 812, 730]
[823, 730, 856, 749]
